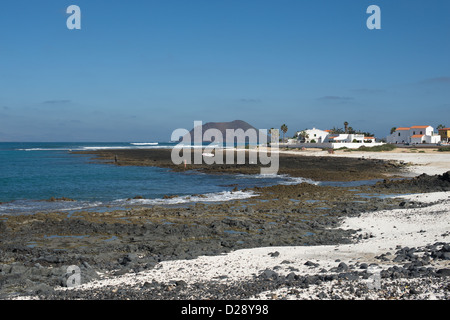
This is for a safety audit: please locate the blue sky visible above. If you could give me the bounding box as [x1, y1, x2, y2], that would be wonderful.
[0, 0, 449, 141]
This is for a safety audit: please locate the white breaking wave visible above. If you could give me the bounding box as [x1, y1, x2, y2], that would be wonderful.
[116, 190, 258, 206]
[16, 143, 166, 152]
[173, 145, 212, 149]
[81, 145, 173, 150]
[81, 146, 134, 150]
[17, 147, 131, 151]
[236, 173, 280, 179]
[0, 200, 104, 215]
[234, 173, 319, 186]
[130, 142, 158, 146]
[279, 176, 320, 185]
[18, 148, 72, 151]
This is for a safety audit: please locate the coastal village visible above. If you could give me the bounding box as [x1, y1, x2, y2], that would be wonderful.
[281, 122, 449, 149]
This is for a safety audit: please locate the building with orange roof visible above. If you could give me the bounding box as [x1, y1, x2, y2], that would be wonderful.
[387, 125, 441, 144]
[411, 134, 425, 144]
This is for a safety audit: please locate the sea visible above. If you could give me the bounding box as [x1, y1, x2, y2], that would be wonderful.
[0, 142, 319, 215]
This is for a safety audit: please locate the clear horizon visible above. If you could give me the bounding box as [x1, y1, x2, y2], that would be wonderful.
[1, 0, 449, 142]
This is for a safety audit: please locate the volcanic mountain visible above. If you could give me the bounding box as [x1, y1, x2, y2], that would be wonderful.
[180, 120, 269, 143]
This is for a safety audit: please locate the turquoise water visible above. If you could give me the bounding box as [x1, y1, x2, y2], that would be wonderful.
[0, 142, 311, 215]
[0, 142, 180, 202]
[0, 142, 385, 215]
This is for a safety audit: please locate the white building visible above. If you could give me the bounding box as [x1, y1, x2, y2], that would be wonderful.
[295, 128, 330, 143]
[387, 126, 441, 144]
[288, 128, 381, 149]
[388, 127, 411, 144]
[325, 134, 374, 143]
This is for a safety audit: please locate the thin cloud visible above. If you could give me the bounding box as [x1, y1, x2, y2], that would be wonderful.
[318, 96, 354, 101]
[42, 99, 72, 104]
[352, 88, 386, 94]
[418, 77, 450, 85]
[239, 98, 262, 103]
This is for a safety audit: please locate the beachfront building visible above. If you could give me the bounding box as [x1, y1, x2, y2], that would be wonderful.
[388, 127, 411, 144]
[287, 128, 381, 149]
[295, 128, 330, 143]
[387, 126, 441, 144]
[325, 133, 374, 143]
[438, 127, 450, 143]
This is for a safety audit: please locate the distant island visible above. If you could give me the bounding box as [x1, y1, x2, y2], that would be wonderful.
[181, 120, 268, 143]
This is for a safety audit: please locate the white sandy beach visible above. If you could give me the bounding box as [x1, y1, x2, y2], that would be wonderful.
[52, 150, 449, 300]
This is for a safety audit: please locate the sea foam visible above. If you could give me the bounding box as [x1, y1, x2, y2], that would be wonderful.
[117, 190, 258, 206]
[130, 142, 159, 146]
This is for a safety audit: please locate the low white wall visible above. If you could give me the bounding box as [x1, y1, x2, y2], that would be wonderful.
[331, 142, 384, 149]
[282, 143, 333, 149]
[281, 142, 385, 149]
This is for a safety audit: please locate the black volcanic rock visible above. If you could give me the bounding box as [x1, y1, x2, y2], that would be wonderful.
[374, 171, 450, 193]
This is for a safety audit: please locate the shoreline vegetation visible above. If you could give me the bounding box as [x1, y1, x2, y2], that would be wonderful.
[1, 147, 449, 300]
[337, 144, 398, 152]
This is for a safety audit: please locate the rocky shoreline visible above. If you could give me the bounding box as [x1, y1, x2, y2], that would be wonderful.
[1, 149, 449, 300]
[27, 243, 450, 300]
[74, 148, 406, 181]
